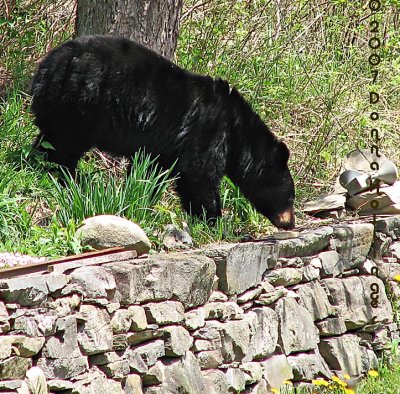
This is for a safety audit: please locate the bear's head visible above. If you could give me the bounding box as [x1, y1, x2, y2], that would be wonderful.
[235, 139, 295, 230]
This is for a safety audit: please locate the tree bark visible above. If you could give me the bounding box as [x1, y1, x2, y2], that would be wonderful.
[75, 0, 183, 59]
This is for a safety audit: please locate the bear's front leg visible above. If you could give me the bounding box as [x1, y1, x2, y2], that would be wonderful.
[176, 175, 222, 224]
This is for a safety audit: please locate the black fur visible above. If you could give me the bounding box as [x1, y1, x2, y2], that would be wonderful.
[30, 35, 295, 229]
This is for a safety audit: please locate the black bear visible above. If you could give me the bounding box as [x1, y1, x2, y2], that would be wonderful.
[30, 35, 295, 230]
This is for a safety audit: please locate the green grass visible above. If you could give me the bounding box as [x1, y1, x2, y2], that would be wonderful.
[47, 151, 176, 228]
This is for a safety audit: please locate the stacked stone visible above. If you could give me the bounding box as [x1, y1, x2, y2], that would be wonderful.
[0, 216, 399, 393]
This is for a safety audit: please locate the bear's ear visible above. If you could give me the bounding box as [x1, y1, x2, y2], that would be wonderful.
[276, 140, 290, 168]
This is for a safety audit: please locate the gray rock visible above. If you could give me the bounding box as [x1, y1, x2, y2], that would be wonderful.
[316, 317, 347, 336]
[131, 339, 165, 367]
[302, 264, 320, 282]
[126, 326, 163, 346]
[12, 335, 45, 357]
[275, 298, 319, 355]
[287, 349, 332, 380]
[124, 348, 149, 374]
[370, 232, 391, 260]
[0, 380, 27, 390]
[251, 307, 279, 360]
[170, 352, 214, 392]
[0, 336, 16, 359]
[240, 362, 263, 384]
[25, 366, 48, 394]
[329, 223, 374, 265]
[144, 301, 185, 325]
[145, 351, 206, 394]
[124, 374, 143, 394]
[105, 253, 215, 308]
[77, 304, 113, 355]
[111, 306, 147, 334]
[375, 215, 400, 239]
[296, 281, 335, 321]
[113, 334, 128, 350]
[261, 354, 293, 390]
[70, 266, 116, 299]
[237, 286, 263, 304]
[376, 261, 400, 282]
[204, 242, 279, 295]
[322, 276, 393, 330]
[277, 226, 333, 258]
[98, 359, 130, 379]
[0, 301, 9, 333]
[111, 309, 133, 334]
[162, 325, 193, 356]
[219, 315, 255, 362]
[90, 352, 120, 366]
[0, 275, 48, 306]
[76, 215, 151, 254]
[13, 311, 57, 337]
[36, 356, 89, 379]
[204, 301, 243, 321]
[197, 350, 223, 369]
[106, 301, 120, 314]
[219, 308, 278, 362]
[264, 267, 303, 286]
[184, 307, 205, 330]
[162, 223, 193, 250]
[193, 321, 222, 349]
[143, 387, 170, 394]
[249, 379, 269, 394]
[318, 251, 345, 277]
[193, 339, 214, 352]
[45, 274, 69, 294]
[143, 360, 167, 385]
[0, 356, 32, 379]
[319, 334, 371, 376]
[44, 295, 81, 318]
[202, 369, 229, 394]
[48, 380, 75, 391]
[225, 368, 246, 392]
[43, 316, 81, 358]
[71, 366, 124, 393]
[208, 290, 229, 302]
[389, 241, 400, 258]
[257, 286, 288, 305]
[129, 305, 148, 331]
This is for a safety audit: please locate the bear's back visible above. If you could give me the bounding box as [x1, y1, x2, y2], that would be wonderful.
[30, 36, 173, 105]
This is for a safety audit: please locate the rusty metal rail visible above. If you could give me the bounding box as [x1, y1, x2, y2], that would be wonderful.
[0, 247, 138, 280]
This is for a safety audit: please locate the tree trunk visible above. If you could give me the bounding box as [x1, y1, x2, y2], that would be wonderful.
[75, 0, 183, 59]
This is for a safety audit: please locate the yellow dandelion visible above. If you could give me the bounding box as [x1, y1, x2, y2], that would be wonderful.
[393, 275, 400, 283]
[312, 379, 329, 387]
[343, 373, 351, 380]
[271, 389, 279, 393]
[368, 369, 379, 377]
[345, 389, 356, 394]
[283, 380, 293, 385]
[331, 375, 347, 387]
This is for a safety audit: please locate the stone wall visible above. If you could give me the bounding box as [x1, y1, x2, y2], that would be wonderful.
[1, 216, 400, 393]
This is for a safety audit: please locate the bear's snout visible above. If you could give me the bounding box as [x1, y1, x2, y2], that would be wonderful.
[274, 207, 295, 230]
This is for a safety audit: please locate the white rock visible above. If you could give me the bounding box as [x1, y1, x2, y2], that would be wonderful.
[76, 215, 151, 254]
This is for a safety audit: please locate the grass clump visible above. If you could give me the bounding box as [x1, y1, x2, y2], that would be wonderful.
[47, 151, 175, 229]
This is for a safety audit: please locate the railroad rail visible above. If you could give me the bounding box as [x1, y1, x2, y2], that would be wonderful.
[0, 247, 138, 280]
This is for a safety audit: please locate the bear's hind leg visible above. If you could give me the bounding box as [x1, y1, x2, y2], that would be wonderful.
[176, 175, 222, 224]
